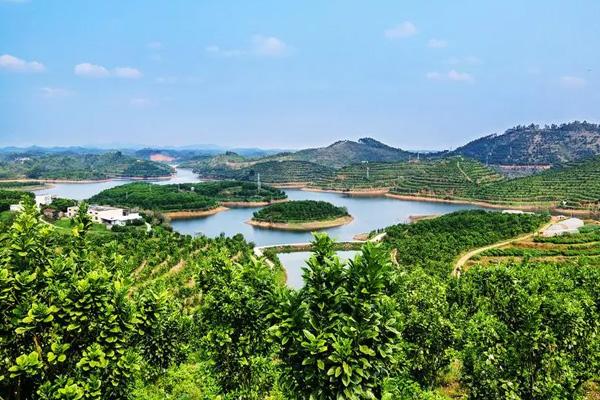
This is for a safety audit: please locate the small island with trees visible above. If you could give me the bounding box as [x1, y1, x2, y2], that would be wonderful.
[248, 200, 353, 231]
[88, 181, 287, 219]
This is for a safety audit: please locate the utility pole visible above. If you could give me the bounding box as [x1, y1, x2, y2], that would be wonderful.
[257, 173, 261, 192]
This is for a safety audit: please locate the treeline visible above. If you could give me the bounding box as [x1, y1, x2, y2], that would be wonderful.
[0, 151, 173, 180]
[252, 200, 349, 223]
[0, 189, 33, 211]
[1, 203, 598, 399]
[88, 181, 286, 212]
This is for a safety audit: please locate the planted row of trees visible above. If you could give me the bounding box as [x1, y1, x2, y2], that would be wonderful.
[1, 200, 597, 399]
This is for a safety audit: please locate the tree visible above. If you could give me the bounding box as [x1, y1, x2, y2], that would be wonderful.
[454, 263, 600, 400]
[272, 234, 403, 399]
[0, 196, 143, 399]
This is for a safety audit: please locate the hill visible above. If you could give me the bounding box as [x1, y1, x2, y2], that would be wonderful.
[0, 151, 173, 180]
[191, 160, 336, 185]
[314, 157, 504, 193]
[263, 137, 413, 168]
[462, 155, 600, 209]
[451, 121, 600, 165]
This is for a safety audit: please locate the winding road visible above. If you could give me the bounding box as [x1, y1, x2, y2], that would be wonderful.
[452, 218, 558, 276]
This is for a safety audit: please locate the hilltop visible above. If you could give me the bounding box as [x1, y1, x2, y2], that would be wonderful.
[451, 121, 600, 165]
[262, 137, 413, 168]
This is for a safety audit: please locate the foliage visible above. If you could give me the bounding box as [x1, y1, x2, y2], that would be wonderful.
[0, 151, 173, 180]
[381, 210, 549, 276]
[88, 181, 285, 212]
[0, 190, 33, 212]
[453, 262, 600, 400]
[0, 197, 144, 399]
[252, 200, 349, 223]
[46, 198, 78, 213]
[272, 234, 403, 399]
[196, 255, 281, 399]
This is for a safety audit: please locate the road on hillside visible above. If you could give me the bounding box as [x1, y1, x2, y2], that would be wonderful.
[452, 218, 558, 276]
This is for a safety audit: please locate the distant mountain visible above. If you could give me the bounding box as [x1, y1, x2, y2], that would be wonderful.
[451, 121, 600, 165]
[265, 138, 413, 168]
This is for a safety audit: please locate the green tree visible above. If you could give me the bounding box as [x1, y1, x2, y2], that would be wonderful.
[455, 263, 600, 400]
[272, 234, 403, 399]
[0, 196, 143, 399]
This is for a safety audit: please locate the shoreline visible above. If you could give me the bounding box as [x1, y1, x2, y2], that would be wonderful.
[164, 206, 229, 220]
[219, 198, 288, 208]
[246, 215, 354, 231]
[0, 174, 174, 184]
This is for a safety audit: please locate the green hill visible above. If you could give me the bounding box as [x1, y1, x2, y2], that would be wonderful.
[88, 181, 286, 212]
[462, 155, 600, 208]
[0, 151, 173, 180]
[192, 160, 335, 184]
[264, 137, 412, 168]
[314, 157, 503, 193]
[451, 121, 600, 165]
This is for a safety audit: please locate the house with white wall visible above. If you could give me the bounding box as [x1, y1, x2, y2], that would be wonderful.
[66, 205, 142, 228]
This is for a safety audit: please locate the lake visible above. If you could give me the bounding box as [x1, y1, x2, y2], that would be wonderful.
[35, 167, 479, 246]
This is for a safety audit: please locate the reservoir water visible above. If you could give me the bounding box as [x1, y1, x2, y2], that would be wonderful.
[35, 167, 479, 246]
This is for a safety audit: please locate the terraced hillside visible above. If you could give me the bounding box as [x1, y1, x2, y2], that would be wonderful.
[466, 223, 600, 270]
[193, 160, 335, 184]
[314, 157, 503, 193]
[463, 156, 600, 208]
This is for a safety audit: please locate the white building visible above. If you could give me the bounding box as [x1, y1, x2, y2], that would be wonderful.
[541, 217, 584, 237]
[10, 194, 55, 212]
[502, 209, 534, 215]
[66, 205, 142, 228]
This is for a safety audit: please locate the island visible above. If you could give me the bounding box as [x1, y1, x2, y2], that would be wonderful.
[247, 200, 353, 231]
[88, 181, 286, 219]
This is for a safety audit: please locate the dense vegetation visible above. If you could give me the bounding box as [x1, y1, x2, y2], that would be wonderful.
[0, 181, 45, 189]
[451, 121, 600, 165]
[0, 152, 173, 180]
[252, 200, 349, 223]
[380, 209, 549, 276]
[313, 157, 502, 192]
[89, 181, 286, 212]
[192, 160, 336, 184]
[1, 198, 598, 399]
[0, 189, 33, 211]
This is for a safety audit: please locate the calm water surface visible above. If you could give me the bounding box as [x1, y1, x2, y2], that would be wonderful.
[33, 167, 201, 200]
[171, 189, 478, 246]
[35, 168, 479, 246]
[278, 250, 359, 289]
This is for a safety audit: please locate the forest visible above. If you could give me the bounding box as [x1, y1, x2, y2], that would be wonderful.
[0, 152, 173, 180]
[1, 198, 597, 399]
[88, 181, 286, 212]
[252, 200, 349, 223]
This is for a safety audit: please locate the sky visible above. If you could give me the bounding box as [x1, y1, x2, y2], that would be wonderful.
[0, 0, 599, 150]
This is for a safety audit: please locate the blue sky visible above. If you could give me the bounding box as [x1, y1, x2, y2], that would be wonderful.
[0, 0, 598, 150]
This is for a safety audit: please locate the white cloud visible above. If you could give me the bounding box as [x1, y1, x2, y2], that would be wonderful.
[385, 22, 417, 39]
[0, 54, 45, 72]
[252, 35, 288, 56]
[74, 63, 142, 79]
[40, 87, 73, 98]
[74, 63, 110, 78]
[428, 38, 447, 48]
[113, 67, 142, 79]
[427, 70, 474, 83]
[146, 41, 162, 50]
[560, 75, 586, 89]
